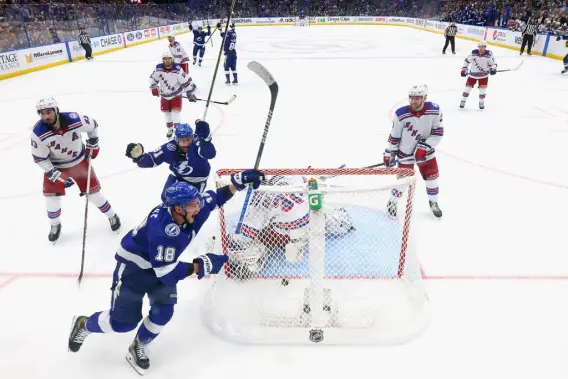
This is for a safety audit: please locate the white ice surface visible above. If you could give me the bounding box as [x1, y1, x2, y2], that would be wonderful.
[1, 25, 567, 378]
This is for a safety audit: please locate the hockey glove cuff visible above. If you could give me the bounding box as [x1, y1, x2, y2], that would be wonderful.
[383, 150, 397, 167]
[414, 142, 432, 162]
[86, 137, 99, 159]
[231, 169, 266, 190]
[193, 253, 229, 279]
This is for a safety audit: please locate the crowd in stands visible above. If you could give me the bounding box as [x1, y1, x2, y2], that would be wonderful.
[1, 0, 567, 53]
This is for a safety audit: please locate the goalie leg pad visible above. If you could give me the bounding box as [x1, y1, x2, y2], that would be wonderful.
[284, 239, 307, 264]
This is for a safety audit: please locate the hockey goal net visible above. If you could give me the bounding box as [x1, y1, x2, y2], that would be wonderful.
[202, 168, 429, 345]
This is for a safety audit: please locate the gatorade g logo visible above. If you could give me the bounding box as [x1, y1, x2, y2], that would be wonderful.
[309, 195, 319, 206]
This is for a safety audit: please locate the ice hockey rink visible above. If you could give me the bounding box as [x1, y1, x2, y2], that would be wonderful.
[1, 24, 568, 378]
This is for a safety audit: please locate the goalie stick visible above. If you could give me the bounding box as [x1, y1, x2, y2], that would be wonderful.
[183, 93, 236, 105]
[235, 61, 279, 234]
[497, 60, 524, 73]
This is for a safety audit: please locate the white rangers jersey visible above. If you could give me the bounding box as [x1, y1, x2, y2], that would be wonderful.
[386, 102, 444, 163]
[462, 49, 497, 79]
[168, 41, 190, 65]
[31, 112, 98, 173]
[242, 177, 310, 242]
[149, 63, 194, 100]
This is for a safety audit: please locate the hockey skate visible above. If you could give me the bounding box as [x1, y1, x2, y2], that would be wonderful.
[232, 78, 238, 85]
[49, 223, 61, 243]
[109, 214, 121, 232]
[198, 62, 202, 67]
[479, 102, 485, 110]
[126, 338, 150, 375]
[166, 128, 174, 139]
[68, 315, 90, 352]
[429, 201, 443, 218]
[193, 58, 196, 65]
[386, 200, 397, 218]
[225, 79, 231, 85]
[562, 68, 568, 74]
[459, 101, 466, 109]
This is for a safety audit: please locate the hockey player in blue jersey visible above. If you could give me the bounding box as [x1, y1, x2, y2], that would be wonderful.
[188, 22, 211, 66]
[125, 121, 215, 196]
[217, 21, 237, 84]
[67, 170, 265, 374]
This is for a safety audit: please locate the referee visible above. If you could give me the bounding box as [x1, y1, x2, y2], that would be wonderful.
[78, 26, 93, 60]
[520, 16, 539, 55]
[443, 22, 457, 55]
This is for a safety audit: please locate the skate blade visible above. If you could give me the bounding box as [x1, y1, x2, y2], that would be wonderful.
[67, 316, 78, 352]
[126, 354, 147, 376]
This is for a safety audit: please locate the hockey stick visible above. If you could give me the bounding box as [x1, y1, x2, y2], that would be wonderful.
[77, 155, 93, 286]
[206, 22, 218, 46]
[182, 93, 236, 105]
[202, 1, 237, 122]
[235, 61, 279, 234]
[497, 60, 524, 72]
[323, 162, 386, 179]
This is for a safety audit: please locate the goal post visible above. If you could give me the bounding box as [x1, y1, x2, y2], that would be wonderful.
[202, 168, 429, 345]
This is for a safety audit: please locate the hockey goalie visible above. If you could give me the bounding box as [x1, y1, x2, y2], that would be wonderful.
[224, 175, 355, 280]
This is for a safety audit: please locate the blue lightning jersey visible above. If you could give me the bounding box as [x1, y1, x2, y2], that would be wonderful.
[188, 24, 211, 46]
[116, 188, 231, 286]
[135, 138, 216, 189]
[221, 29, 237, 55]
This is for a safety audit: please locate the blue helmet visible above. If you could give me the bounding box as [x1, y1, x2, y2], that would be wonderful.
[198, 25, 203, 30]
[165, 182, 203, 208]
[175, 123, 194, 140]
[230, 22, 235, 29]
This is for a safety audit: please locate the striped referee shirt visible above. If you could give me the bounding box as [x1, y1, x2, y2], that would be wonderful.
[521, 20, 538, 36]
[78, 32, 91, 45]
[444, 24, 457, 37]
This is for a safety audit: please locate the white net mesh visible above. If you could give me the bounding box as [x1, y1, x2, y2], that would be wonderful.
[202, 168, 429, 345]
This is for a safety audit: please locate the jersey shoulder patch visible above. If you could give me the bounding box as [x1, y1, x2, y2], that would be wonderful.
[32, 119, 50, 139]
[394, 105, 412, 120]
[166, 142, 177, 151]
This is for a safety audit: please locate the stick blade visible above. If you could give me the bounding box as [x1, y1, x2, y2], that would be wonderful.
[247, 61, 277, 87]
[227, 94, 237, 104]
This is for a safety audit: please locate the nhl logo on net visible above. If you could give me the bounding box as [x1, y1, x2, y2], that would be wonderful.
[309, 329, 324, 343]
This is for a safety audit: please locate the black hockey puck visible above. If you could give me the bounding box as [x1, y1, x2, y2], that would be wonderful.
[281, 278, 289, 286]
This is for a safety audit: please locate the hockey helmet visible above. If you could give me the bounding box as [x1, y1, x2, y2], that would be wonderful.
[162, 51, 174, 60]
[478, 40, 488, 48]
[197, 25, 203, 30]
[36, 96, 59, 114]
[175, 123, 194, 140]
[230, 22, 235, 29]
[408, 84, 428, 99]
[165, 182, 203, 208]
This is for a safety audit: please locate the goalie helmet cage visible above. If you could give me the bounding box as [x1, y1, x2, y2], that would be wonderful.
[202, 168, 430, 345]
